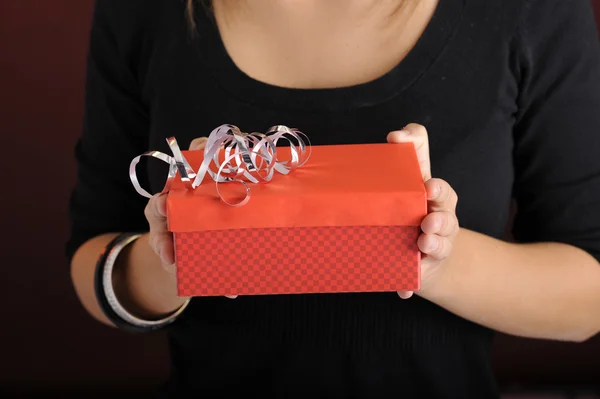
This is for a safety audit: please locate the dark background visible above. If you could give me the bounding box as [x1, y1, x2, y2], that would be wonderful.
[1, 1, 599, 396]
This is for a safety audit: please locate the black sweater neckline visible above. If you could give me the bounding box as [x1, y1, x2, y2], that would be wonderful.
[196, 0, 466, 111]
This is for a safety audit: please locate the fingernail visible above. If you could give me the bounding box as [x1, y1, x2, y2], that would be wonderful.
[420, 235, 439, 253]
[158, 247, 170, 265]
[399, 130, 411, 137]
[157, 198, 167, 217]
[432, 218, 442, 233]
[429, 236, 440, 251]
[428, 185, 441, 200]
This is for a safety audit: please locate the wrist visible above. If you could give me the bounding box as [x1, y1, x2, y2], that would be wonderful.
[417, 257, 451, 301]
[114, 233, 187, 319]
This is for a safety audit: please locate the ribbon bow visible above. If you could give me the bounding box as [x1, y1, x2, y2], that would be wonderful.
[129, 124, 311, 206]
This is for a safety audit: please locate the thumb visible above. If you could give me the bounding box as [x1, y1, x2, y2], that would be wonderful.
[397, 290, 414, 299]
[387, 123, 431, 181]
[189, 137, 208, 151]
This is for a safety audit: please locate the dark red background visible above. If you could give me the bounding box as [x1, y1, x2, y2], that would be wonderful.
[1, 1, 599, 395]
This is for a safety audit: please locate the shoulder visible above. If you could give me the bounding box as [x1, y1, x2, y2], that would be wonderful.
[88, 0, 190, 84]
[512, 0, 599, 82]
[519, 0, 596, 20]
[90, 0, 186, 51]
[91, 0, 163, 30]
[517, 0, 598, 43]
[460, 0, 597, 43]
[91, 0, 177, 25]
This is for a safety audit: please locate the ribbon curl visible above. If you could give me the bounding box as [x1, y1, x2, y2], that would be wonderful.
[129, 124, 311, 206]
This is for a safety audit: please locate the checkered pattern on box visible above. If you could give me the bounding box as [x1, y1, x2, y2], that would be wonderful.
[175, 225, 420, 296]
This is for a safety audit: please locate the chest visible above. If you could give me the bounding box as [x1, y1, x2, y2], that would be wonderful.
[209, 1, 439, 91]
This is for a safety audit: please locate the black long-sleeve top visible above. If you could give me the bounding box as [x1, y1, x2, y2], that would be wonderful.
[66, 1, 600, 397]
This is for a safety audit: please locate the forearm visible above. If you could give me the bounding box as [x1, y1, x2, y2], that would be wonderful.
[70, 233, 185, 327]
[420, 229, 600, 342]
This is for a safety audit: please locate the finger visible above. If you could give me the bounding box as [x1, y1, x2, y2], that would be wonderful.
[144, 195, 175, 265]
[158, 232, 175, 267]
[387, 123, 431, 181]
[421, 211, 459, 237]
[144, 194, 169, 232]
[147, 231, 174, 266]
[418, 234, 453, 261]
[225, 295, 238, 299]
[397, 290, 414, 299]
[189, 137, 208, 150]
[425, 178, 458, 212]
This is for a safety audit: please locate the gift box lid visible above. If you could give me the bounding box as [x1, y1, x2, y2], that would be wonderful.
[167, 143, 427, 232]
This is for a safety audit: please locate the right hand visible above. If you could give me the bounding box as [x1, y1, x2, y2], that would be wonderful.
[143, 136, 238, 299]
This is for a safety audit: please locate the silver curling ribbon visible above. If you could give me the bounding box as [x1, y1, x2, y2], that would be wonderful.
[129, 124, 311, 206]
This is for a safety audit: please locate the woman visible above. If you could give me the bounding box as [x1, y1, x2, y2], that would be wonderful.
[68, 0, 600, 397]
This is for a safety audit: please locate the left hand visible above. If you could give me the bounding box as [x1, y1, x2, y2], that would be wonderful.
[387, 124, 460, 299]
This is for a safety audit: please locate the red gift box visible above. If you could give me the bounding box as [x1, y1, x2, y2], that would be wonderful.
[131, 126, 427, 297]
